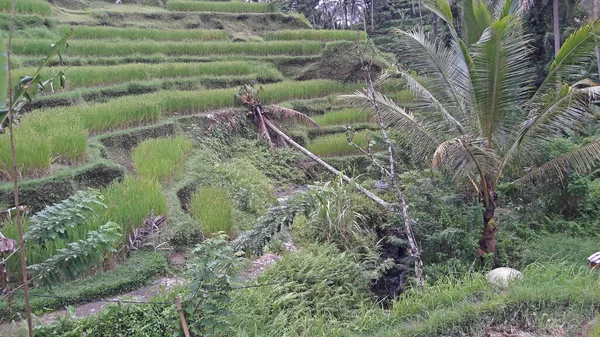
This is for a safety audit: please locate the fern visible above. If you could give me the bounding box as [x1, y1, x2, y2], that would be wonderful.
[24, 189, 106, 245]
[28, 222, 121, 285]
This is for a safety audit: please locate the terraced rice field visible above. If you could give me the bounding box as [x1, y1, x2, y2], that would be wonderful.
[0, 0, 403, 278]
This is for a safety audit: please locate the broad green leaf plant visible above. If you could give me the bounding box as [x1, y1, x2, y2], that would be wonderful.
[342, 0, 600, 259]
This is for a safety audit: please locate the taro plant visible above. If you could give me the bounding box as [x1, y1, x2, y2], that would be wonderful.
[24, 189, 106, 245]
[27, 222, 121, 285]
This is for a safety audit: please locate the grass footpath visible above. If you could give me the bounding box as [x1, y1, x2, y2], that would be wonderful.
[0, 250, 167, 323]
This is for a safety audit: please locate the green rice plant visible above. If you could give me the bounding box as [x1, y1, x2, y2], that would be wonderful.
[0, 0, 51, 15]
[60, 26, 230, 41]
[312, 108, 372, 126]
[265, 30, 367, 41]
[189, 187, 233, 236]
[41, 80, 357, 133]
[11, 40, 322, 57]
[167, 1, 278, 13]
[132, 136, 193, 182]
[67, 96, 162, 133]
[99, 176, 167, 240]
[307, 129, 379, 157]
[0, 127, 51, 179]
[18, 109, 88, 163]
[12, 61, 283, 88]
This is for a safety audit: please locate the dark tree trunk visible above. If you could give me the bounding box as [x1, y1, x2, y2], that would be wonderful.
[370, 0, 375, 31]
[433, 15, 438, 40]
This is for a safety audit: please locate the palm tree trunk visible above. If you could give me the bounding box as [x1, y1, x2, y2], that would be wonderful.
[479, 180, 497, 257]
[262, 118, 391, 210]
[553, 0, 560, 56]
[433, 15, 438, 40]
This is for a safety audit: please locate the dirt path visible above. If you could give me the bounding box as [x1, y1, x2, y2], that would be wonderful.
[0, 276, 185, 336]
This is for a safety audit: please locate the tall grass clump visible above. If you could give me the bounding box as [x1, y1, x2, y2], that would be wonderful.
[11, 40, 322, 57]
[132, 136, 193, 182]
[312, 108, 372, 126]
[167, 1, 278, 13]
[189, 187, 233, 236]
[307, 130, 379, 157]
[265, 30, 367, 41]
[0, 0, 51, 15]
[99, 176, 167, 239]
[61, 26, 230, 41]
[12, 62, 282, 88]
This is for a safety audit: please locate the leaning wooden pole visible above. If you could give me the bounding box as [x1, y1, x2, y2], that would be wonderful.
[6, 0, 34, 334]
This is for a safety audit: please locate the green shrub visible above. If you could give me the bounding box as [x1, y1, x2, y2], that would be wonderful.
[265, 30, 367, 41]
[231, 244, 371, 336]
[132, 136, 193, 182]
[167, 1, 278, 13]
[13, 61, 283, 88]
[189, 187, 233, 236]
[62, 25, 229, 41]
[312, 108, 372, 126]
[0, 0, 51, 15]
[35, 300, 180, 337]
[99, 176, 167, 240]
[12, 40, 322, 57]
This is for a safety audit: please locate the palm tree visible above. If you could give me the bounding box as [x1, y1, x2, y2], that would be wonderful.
[346, 0, 600, 257]
[235, 85, 390, 209]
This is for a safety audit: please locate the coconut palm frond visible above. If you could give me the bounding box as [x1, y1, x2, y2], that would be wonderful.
[501, 84, 595, 175]
[471, 16, 534, 148]
[534, 21, 600, 99]
[266, 105, 322, 129]
[461, 0, 494, 46]
[393, 29, 474, 133]
[516, 139, 600, 185]
[432, 135, 498, 185]
[491, 0, 527, 20]
[424, 0, 454, 28]
[339, 89, 440, 158]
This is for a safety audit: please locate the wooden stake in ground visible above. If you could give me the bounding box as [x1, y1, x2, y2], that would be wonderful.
[175, 296, 191, 337]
